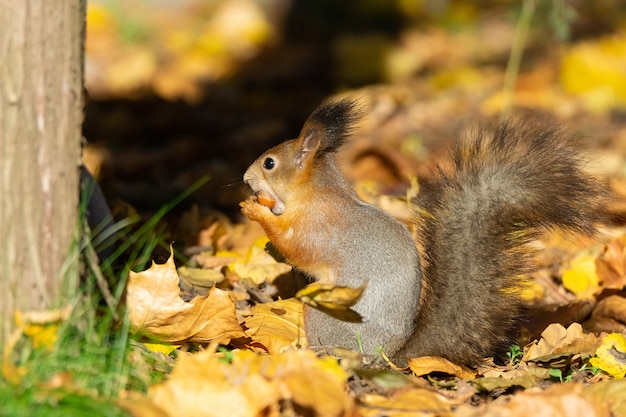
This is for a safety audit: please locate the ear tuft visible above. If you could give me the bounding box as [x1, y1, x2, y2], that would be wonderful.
[299, 98, 363, 156]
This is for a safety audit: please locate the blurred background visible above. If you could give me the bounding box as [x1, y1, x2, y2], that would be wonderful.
[82, 0, 626, 241]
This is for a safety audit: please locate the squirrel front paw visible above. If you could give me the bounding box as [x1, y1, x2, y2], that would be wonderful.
[240, 197, 270, 222]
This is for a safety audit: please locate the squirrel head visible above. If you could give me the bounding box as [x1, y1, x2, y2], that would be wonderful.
[243, 99, 362, 215]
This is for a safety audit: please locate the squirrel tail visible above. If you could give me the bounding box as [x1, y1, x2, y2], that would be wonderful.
[401, 118, 607, 366]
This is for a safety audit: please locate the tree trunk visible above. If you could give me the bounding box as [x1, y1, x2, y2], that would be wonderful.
[0, 0, 86, 347]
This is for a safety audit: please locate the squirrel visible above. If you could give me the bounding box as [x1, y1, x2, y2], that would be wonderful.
[240, 98, 606, 367]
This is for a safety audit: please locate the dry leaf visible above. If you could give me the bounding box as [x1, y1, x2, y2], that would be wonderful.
[359, 387, 455, 417]
[584, 295, 626, 334]
[3, 306, 73, 384]
[229, 239, 292, 285]
[480, 361, 552, 381]
[243, 298, 306, 353]
[296, 281, 366, 323]
[407, 356, 476, 379]
[562, 254, 600, 298]
[150, 350, 279, 417]
[177, 266, 225, 293]
[473, 374, 539, 392]
[15, 306, 72, 350]
[589, 333, 626, 379]
[143, 343, 180, 356]
[524, 323, 600, 362]
[596, 234, 626, 290]
[560, 33, 626, 114]
[584, 378, 626, 417]
[483, 382, 611, 417]
[127, 250, 245, 344]
[150, 349, 355, 417]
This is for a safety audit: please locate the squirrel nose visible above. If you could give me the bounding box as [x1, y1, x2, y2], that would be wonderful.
[243, 170, 252, 185]
[243, 169, 258, 190]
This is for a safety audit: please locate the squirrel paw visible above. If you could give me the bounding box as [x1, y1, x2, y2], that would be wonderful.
[240, 198, 271, 222]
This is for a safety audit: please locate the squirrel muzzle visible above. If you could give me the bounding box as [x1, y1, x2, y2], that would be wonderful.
[243, 166, 286, 215]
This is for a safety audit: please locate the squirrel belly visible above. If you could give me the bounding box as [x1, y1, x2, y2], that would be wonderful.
[241, 99, 605, 367]
[300, 198, 421, 358]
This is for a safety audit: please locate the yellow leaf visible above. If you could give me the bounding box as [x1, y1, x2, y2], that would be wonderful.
[229, 244, 291, 285]
[296, 281, 366, 310]
[14, 306, 72, 350]
[482, 383, 609, 417]
[296, 281, 367, 323]
[104, 47, 157, 93]
[22, 324, 59, 350]
[562, 254, 600, 298]
[177, 266, 225, 290]
[560, 33, 626, 113]
[408, 356, 476, 379]
[359, 387, 455, 417]
[215, 249, 241, 258]
[86, 4, 113, 32]
[143, 343, 180, 355]
[243, 299, 306, 353]
[127, 248, 245, 344]
[150, 349, 354, 417]
[589, 333, 626, 379]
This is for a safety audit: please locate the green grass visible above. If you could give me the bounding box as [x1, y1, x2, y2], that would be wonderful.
[0, 300, 145, 417]
[1, 177, 208, 416]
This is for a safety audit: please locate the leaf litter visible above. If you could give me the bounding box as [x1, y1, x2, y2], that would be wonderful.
[118, 213, 626, 416]
[11, 3, 626, 416]
[117, 28, 626, 413]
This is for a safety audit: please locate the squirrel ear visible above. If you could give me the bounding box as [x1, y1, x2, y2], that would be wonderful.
[295, 132, 320, 169]
[296, 98, 362, 167]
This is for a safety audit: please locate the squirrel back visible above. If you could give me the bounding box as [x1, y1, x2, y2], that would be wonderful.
[241, 100, 606, 367]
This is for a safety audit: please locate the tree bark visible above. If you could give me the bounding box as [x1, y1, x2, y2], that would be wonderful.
[0, 0, 85, 346]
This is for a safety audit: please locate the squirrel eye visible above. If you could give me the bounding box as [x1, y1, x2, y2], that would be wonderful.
[263, 157, 276, 170]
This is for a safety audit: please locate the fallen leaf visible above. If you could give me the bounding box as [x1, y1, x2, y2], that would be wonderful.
[584, 378, 626, 417]
[472, 373, 539, 392]
[359, 387, 455, 417]
[296, 281, 366, 322]
[560, 33, 626, 114]
[177, 266, 225, 293]
[242, 298, 306, 353]
[589, 333, 626, 379]
[407, 356, 476, 379]
[281, 353, 355, 417]
[143, 343, 180, 356]
[584, 295, 626, 334]
[524, 323, 600, 362]
[150, 349, 355, 417]
[127, 250, 245, 344]
[229, 238, 292, 285]
[480, 361, 552, 381]
[150, 350, 279, 417]
[562, 253, 600, 298]
[596, 234, 626, 290]
[483, 382, 611, 417]
[14, 306, 72, 350]
[354, 368, 412, 389]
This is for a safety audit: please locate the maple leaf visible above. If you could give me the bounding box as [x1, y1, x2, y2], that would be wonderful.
[127, 249, 245, 344]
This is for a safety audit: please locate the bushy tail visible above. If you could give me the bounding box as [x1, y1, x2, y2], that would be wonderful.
[401, 118, 607, 366]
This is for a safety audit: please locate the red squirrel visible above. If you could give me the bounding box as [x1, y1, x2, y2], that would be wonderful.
[240, 99, 605, 366]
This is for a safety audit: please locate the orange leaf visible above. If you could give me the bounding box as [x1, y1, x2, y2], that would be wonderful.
[127, 249, 245, 344]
